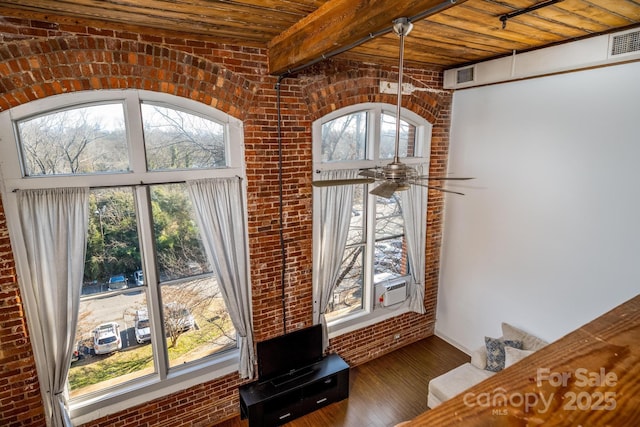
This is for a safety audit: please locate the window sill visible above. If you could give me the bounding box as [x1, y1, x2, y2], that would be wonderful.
[326, 299, 411, 339]
[70, 349, 239, 425]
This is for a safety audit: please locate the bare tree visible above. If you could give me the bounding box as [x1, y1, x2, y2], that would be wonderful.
[18, 106, 127, 175]
[160, 276, 233, 349]
[142, 105, 225, 170]
[321, 112, 366, 162]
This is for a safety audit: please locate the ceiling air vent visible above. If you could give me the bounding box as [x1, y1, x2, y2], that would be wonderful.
[456, 66, 475, 84]
[609, 29, 640, 58]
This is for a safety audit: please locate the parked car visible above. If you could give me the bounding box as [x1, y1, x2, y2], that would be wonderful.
[93, 322, 122, 355]
[134, 309, 151, 344]
[108, 275, 128, 291]
[164, 302, 195, 332]
[133, 270, 144, 286]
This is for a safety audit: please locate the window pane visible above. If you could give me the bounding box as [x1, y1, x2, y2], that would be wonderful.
[375, 194, 403, 240]
[374, 237, 407, 279]
[325, 184, 366, 321]
[86, 188, 142, 281]
[380, 113, 416, 159]
[160, 277, 236, 368]
[142, 103, 226, 170]
[321, 111, 367, 162]
[325, 247, 364, 321]
[71, 188, 150, 398]
[150, 184, 211, 281]
[70, 290, 153, 397]
[17, 103, 128, 176]
[151, 184, 236, 367]
[346, 184, 365, 246]
[374, 195, 407, 278]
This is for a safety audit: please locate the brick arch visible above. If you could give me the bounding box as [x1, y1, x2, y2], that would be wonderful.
[300, 65, 445, 123]
[0, 36, 257, 119]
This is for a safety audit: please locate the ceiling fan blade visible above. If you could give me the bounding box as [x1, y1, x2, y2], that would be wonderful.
[415, 176, 474, 181]
[312, 178, 375, 187]
[370, 181, 399, 198]
[412, 182, 465, 196]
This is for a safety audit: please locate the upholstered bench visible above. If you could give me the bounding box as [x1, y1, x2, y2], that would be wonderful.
[427, 323, 548, 409]
[428, 362, 494, 408]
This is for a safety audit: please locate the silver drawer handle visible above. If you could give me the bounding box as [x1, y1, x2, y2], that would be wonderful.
[279, 413, 291, 420]
[316, 397, 328, 404]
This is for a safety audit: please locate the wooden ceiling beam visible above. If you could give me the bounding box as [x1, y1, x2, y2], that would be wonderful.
[267, 0, 467, 75]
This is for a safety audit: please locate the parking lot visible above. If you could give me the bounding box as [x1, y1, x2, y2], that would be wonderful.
[74, 278, 212, 362]
[75, 289, 156, 359]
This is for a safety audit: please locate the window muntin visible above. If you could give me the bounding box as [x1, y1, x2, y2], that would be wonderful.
[314, 104, 429, 327]
[16, 103, 129, 176]
[141, 103, 227, 171]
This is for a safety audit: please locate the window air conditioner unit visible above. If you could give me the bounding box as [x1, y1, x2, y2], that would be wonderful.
[380, 279, 408, 307]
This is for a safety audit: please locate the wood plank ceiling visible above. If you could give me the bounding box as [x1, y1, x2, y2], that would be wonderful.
[1, 0, 639, 75]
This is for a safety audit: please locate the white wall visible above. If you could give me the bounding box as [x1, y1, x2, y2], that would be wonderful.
[436, 61, 640, 353]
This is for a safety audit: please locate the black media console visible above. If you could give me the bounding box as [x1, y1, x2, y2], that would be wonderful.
[239, 353, 349, 427]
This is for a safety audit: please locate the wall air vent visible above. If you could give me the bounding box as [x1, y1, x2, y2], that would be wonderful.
[609, 29, 640, 58]
[456, 66, 475, 84]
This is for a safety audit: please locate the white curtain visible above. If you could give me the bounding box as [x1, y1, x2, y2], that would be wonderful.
[399, 165, 428, 314]
[186, 178, 255, 378]
[16, 187, 89, 427]
[312, 169, 359, 349]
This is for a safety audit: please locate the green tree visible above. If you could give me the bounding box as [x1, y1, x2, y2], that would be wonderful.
[151, 184, 208, 280]
[84, 189, 140, 282]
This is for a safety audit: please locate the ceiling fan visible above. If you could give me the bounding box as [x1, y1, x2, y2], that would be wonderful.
[312, 17, 472, 199]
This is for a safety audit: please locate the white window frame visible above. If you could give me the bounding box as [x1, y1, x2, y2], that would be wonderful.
[0, 90, 246, 424]
[312, 103, 432, 337]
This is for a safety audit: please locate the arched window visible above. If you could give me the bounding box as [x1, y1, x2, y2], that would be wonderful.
[0, 90, 247, 422]
[312, 103, 431, 334]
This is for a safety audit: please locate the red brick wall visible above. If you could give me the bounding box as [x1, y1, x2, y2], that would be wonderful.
[0, 203, 45, 427]
[0, 16, 450, 427]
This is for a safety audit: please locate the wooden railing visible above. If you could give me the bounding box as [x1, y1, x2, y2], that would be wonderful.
[410, 294, 640, 426]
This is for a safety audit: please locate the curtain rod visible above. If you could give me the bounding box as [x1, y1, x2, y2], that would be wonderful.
[11, 176, 243, 193]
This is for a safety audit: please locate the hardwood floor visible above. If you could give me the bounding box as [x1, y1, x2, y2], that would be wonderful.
[215, 335, 469, 427]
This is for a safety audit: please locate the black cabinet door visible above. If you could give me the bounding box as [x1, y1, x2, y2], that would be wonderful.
[263, 405, 302, 426]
